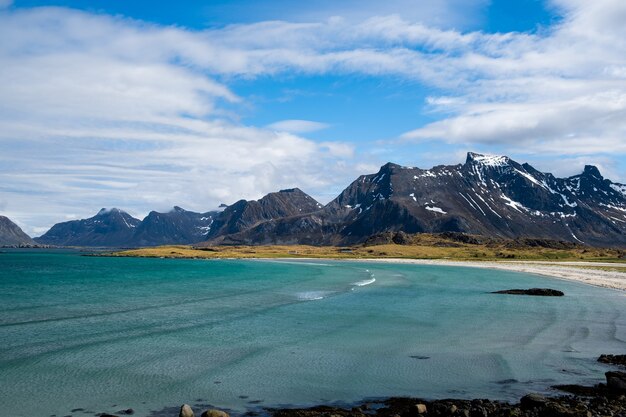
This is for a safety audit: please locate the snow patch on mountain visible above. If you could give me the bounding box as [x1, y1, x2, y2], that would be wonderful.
[425, 206, 447, 214]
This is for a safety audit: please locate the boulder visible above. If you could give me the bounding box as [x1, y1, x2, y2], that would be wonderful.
[520, 393, 548, 409]
[201, 409, 230, 417]
[414, 403, 427, 414]
[606, 371, 626, 391]
[180, 404, 194, 417]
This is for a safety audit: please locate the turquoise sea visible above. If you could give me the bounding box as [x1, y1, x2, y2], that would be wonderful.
[0, 250, 625, 417]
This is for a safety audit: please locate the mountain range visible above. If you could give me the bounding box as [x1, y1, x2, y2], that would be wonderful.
[2, 152, 624, 248]
[33, 207, 218, 247]
[201, 152, 626, 247]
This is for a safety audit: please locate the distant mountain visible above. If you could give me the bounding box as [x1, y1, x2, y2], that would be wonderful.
[34, 189, 321, 247]
[36, 207, 219, 247]
[32, 154, 626, 248]
[202, 153, 626, 247]
[206, 188, 322, 241]
[35, 208, 141, 247]
[0, 216, 35, 246]
[129, 206, 217, 247]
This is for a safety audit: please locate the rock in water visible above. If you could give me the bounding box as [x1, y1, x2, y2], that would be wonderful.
[200, 409, 230, 417]
[606, 371, 626, 391]
[492, 288, 564, 296]
[180, 404, 194, 417]
[598, 354, 626, 367]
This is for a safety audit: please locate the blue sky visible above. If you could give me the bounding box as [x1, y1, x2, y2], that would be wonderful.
[1, 0, 625, 235]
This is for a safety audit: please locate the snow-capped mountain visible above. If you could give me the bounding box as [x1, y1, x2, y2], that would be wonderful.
[34, 189, 323, 247]
[129, 206, 218, 247]
[35, 208, 141, 247]
[32, 154, 626, 247]
[204, 153, 626, 247]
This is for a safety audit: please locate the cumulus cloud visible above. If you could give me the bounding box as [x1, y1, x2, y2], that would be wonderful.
[1, 1, 626, 233]
[402, 0, 626, 159]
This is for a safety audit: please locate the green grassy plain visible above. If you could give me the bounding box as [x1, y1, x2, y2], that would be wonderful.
[110, 233, 626, 264]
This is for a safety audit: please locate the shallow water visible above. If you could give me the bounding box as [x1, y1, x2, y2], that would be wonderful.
[0, 250, 624, 417]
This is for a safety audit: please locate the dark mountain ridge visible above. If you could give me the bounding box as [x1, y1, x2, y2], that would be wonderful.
[32, 153, 626, 248]
[206, 188, 323, 242]
[0, 215, 35, 246]
[204, 153, 626, 247]
[129, 206, 217, 247]
[35, 188, 323, 247]
[35, 208, 141, 247]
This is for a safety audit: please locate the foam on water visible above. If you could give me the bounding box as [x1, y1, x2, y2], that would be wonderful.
[296, 291, 329, 301]
[351, 268, 378, 287]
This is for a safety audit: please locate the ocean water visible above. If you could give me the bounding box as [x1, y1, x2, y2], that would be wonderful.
[0, 250, 625, 417]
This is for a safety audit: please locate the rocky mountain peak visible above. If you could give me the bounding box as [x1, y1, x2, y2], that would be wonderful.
[465, 152, 510, 167]
[96, 207, 124, 217]
[582, 165, 603, 180]
[378, 162, 402, 175]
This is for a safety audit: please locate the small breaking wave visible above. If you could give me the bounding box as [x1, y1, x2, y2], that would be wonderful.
[352, 270, 376, 287]
[353, 277, 376, 287]
[296, 291, 328, 301]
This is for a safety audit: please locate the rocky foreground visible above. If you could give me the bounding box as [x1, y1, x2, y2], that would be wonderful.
[94, 357, 626, 417]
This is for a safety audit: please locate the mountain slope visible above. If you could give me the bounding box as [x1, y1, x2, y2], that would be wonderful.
[206, 188, 322, 241]
[203, 153, 626, 247]
[35, 208, 141, 247]
[0, 216, 35, 246]
[129, 207, 217, 246]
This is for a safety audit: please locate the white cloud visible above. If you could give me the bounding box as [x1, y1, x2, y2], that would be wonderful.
[1, 1, 626, 233]
[267, 119, 330, 133]
[401, 0, 626, 160]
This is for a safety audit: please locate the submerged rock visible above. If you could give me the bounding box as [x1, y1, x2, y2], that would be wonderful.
[201, 409, 230, 417]
[180, 404, 194, 417]
[492, 288, 564, 296]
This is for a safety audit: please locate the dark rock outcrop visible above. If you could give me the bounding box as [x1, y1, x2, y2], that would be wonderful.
[492, 288, 565, 296]
[270, 390, 626, 417]
[606, 371, 626, 391]
[599, 354, 626, 367]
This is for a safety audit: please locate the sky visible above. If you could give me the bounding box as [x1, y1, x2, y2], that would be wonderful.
[1, 0, 626, 236]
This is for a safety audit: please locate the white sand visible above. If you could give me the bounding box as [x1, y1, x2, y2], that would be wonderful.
[354, 259, 626, 291]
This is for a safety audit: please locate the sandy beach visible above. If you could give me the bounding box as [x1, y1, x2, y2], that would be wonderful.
[357, 259, 626, 291]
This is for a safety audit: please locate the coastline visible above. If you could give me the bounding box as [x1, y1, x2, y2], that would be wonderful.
[340, 259, 626, 292]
